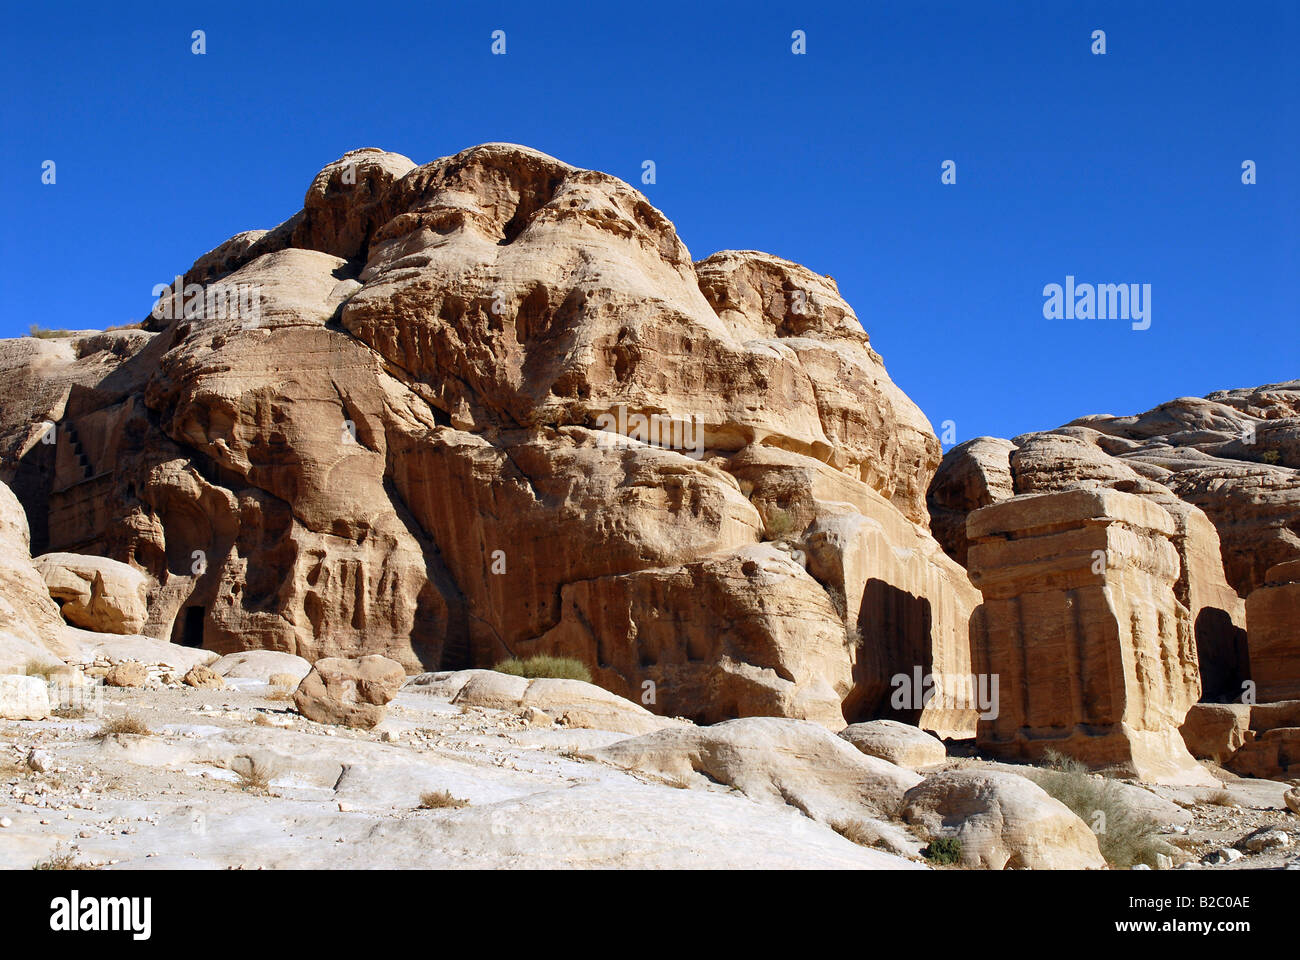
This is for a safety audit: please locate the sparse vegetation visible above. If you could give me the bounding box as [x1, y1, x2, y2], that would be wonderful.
[27, 325, 78, 339]
[24, 659, 60, 679]
[235, 758, 279, 793]
[492, 655, 592, 683]
[762, 505, 798, 540]
[1259, 449, 1281, 465]
[1205, 788, 1237, 807]
[52, 705, 89, 719]
[923, 836, 963, 865]
[94, 714, 151, 739]
[33, 847, 95, 870]
[419, 789, 469, 810]
[832, 820, 879, 848]
[1030, 750, 1169, 869]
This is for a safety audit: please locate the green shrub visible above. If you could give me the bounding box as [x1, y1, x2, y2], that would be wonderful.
[492, 655, 592, 683]
[1029, 750, 1169, 869]
[924, 836, 963, 865]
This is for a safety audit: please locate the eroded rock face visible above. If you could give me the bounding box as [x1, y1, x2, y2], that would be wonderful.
[33, 552, 150, 634]
[900, 770, 1105, 870]
[966, 489, 1210, 785]
[293, 655, 406, 729]
[929, 384, 1300, 600]
[1245, 561, 1300, 702]
[0, 143, 977, 728]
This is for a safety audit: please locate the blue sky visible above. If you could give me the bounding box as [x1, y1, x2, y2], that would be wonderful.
[3, 1, 1296, 443]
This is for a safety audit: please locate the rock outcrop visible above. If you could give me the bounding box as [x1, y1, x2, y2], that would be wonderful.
[32, 552, 150, 634]
[0, 143, 979, 730]
[930, 385, 1300, 598]
[932, 427, 1261, 704]
[0, 480, 75, 670]
[900, 770, 1106, 870]
[965, 489, 1210, 785]
[293, 655, 407, 729]
[1245, 560, 1300, 702]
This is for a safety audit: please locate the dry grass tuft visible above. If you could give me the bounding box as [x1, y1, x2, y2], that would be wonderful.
[418, 789, 469, 810]
[95, 714, 151, 739]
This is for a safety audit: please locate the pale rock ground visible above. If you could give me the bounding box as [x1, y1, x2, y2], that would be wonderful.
[0, 676, 921, 870]
[1, 672, 1294, 870]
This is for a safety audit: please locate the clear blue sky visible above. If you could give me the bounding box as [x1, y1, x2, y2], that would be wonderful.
[3, 1, 1296, 442]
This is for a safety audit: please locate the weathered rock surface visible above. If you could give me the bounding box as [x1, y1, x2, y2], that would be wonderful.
[0, 674, 50, 720]
[932, 424, 1260, 703]
[930, 383, 1300, 600]
[104, 661, 147, 688]
[900, 770, 1106, 869]
[182, 664, 225, 689]
[840, 719, 947, 769]
[211, 649, 312, 683]
[0, 143, 977, 729]
[0, 480, 73, 668]
[293, 655, 406, 729]
[588, 716, 922, 825]
[1245, 561, 1300, 701]
[440, 669, 672, 735]
[966, 489, 1210, 785]
[1180, 703, 1253, 762]
[32, 552, 150, 634]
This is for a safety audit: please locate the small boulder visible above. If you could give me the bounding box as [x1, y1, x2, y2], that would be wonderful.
[1285, 787, 1300, 816]
[0, 675, 50, 720]
[104, 661, 147, 688]
[901, 770, 1106, 870]
[1180, 703, 1252, 762]
[293, 655, 405, 729]
[840, 719, 947, 769]
[183, 665, 225, 689]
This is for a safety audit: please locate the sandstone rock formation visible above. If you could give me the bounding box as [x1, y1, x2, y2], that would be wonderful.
[588, 716, 922, 827]
[432, 669, 673, 735]
[293, 655, 406, 729]
[1180, 703, 1253, 762]
[0, 143, 980, 730]
[1245, 560, 1300, 702]
[211, 649, 312, 684]
[934, 434, 1256, 704]
[840, 719, 947, 769]
[0, 480, 73, 670]
[900, 770, 1106, 869]
[32, 552, 150, 634]
[965, 489, 1210, 785]
[930, 384, 1300, 598]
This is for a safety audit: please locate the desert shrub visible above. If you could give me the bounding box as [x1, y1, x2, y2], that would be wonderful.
[492, 655, 592, 683]
[52, 705, 89, 719]
[419, 789, 469, 810]
[24, 660, 60, 679]
[763, 506, 798, 540]
[832, 820, 878, 847]
[1205, 789, 1237, 807]
[924, 837, 963, 865]
[27, 325, 77, 339]
[95, 714, 151, 739]
[236, 757, 279, 792]
[33, 847, 94, 870]
[1259, 449, 1281, 465]
[1030, 750, 1168, 869]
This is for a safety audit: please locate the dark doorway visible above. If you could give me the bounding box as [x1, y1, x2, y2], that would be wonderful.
[843, 579, 933, 724]
[1195, 607, 1250, 702]
[180, 606, 205, 648]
